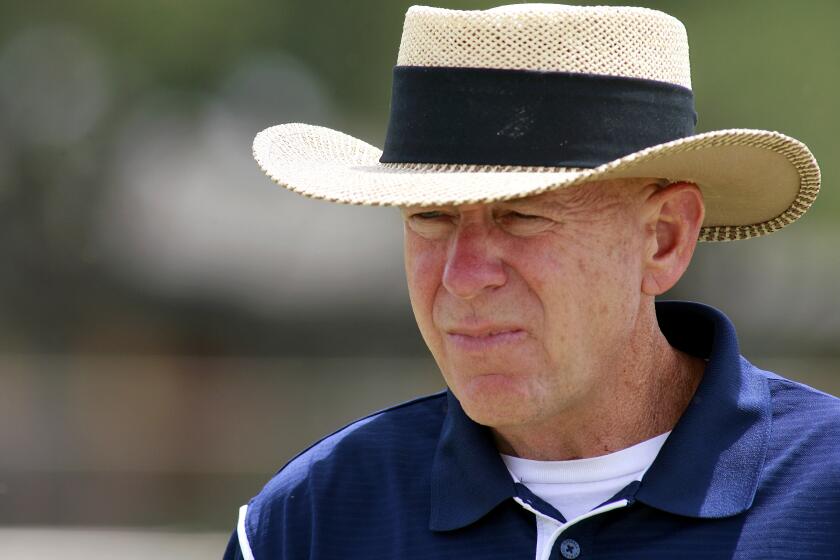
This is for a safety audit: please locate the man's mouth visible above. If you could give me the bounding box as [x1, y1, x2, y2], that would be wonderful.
[445, 327, 527, 350]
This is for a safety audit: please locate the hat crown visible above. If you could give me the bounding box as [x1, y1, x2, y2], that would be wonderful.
[397, 4, 692, 89]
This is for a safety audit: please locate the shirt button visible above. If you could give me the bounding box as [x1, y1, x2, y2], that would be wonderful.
[560, 538, 581, 559]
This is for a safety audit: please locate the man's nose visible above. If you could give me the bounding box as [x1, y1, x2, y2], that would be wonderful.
[442, 221, 506, 299]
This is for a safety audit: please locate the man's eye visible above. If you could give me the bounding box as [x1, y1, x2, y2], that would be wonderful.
[413, 211, 447, 220]
[497, 211, 553, 234]
[506, 212, 538, 220]
[498, 211, 544, 222]
[405, 210, 455, 238]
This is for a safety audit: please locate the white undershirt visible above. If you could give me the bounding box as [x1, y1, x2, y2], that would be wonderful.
[501, 431, 670, 560]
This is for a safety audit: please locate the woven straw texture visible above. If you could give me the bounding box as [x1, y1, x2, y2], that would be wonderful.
[251, 4, 821, 242]
[253, 123, 819, 242]
[397, 4, 691, 88]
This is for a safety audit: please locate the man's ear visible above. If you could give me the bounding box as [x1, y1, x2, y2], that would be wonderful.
[640, 182, 705, 296]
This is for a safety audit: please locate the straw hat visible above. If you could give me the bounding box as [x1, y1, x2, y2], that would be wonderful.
[252, 4, 820, 242]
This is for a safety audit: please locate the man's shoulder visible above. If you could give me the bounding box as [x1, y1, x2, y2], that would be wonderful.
[250, 390, 448, 509]
[746, 358, 840, 469]
[236, 391, 448, 557]
[748, 358, 840, 421]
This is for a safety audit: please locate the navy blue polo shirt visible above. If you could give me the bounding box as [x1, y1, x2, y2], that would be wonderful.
[224, 301, 840, 559]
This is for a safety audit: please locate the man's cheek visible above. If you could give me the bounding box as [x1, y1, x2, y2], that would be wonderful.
[405, 267, 441, 340]
[407, 250, 445, 300]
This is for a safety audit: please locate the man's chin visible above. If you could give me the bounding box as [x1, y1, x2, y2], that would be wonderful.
[453, 375, 538, 428]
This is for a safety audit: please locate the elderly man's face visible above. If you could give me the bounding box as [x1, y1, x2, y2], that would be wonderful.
[402, 178, 661, 429]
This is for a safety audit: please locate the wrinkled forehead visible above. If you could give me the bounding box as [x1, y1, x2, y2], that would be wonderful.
[400, 177, 667, 213]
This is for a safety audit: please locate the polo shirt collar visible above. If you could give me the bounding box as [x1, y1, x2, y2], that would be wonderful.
[635, 301, 771, 518]
[429, 300, 771, 531]
[429, 390, 517, 531]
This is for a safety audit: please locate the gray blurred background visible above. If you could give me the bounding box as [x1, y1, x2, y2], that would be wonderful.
[0, 0, 837, 557]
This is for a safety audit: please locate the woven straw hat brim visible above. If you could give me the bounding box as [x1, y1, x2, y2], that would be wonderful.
[253, 123, 819, 242]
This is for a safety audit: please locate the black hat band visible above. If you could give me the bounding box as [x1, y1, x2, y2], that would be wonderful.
[380, 66, 697, 168]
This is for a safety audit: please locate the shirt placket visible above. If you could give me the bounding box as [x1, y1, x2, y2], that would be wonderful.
[513, 485, 631, 560]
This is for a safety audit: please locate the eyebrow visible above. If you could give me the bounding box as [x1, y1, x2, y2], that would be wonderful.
[400, 195, 562, 214]
[496, 196, 562, 213]
[499, 198, 544, 208]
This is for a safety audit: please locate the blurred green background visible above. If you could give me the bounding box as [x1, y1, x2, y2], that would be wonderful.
[0, 1, 837, 557]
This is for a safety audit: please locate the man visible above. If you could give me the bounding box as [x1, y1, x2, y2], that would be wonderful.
[226, 4, 838, 559]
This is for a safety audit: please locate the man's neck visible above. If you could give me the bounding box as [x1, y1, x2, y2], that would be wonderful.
[491, 314, 706, 461]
